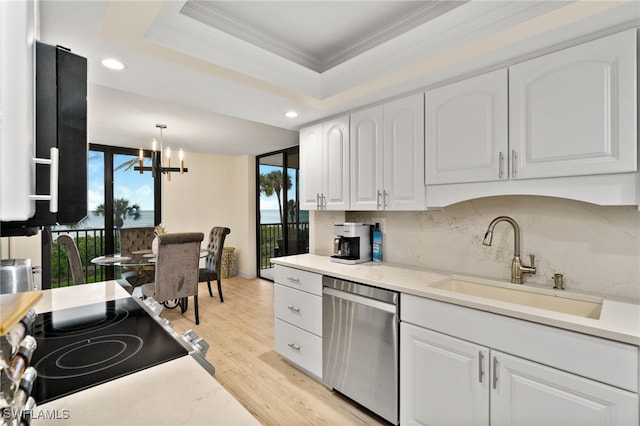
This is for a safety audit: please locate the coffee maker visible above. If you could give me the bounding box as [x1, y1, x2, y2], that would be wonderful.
[331, 223, 372, 264]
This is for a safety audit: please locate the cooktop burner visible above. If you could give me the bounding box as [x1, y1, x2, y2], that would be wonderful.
[30, 297, 188, 404]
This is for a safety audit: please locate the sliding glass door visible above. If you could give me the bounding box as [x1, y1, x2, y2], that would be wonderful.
[256, 147, 308, 280]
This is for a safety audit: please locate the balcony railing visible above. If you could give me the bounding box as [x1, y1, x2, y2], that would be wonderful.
[259, 222, 309, 269]
[49, 223, 309, 288]
[50, 228, 120, 288]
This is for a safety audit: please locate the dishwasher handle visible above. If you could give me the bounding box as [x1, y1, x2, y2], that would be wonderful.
[323, 286, 397, 313]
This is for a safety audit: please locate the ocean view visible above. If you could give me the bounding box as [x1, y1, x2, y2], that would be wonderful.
[53, 209, 308, 230]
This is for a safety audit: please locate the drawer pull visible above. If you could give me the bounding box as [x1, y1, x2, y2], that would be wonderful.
[479, 351, 485, 383]
[287, 305, 301, 313]
[287, 277, 301, 283]
[287, 343, 301, 351]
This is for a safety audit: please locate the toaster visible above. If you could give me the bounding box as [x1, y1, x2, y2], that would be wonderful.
[0, 258, 34, 294]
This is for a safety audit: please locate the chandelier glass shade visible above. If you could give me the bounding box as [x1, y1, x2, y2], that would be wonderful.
[134, 124, 187, 181]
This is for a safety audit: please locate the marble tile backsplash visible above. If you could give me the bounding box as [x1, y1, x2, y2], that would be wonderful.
[312, 196, 640, 303]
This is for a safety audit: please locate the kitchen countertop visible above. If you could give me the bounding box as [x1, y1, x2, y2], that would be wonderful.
[271, 254, 640, 346]
[30, 281, 259, 426]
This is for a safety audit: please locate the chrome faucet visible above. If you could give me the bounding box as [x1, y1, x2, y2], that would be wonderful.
[482, 216, 536, 284]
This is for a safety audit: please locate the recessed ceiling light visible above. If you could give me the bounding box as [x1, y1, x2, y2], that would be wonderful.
[285, 111, 298, 118]
[101, 58, 125, 70]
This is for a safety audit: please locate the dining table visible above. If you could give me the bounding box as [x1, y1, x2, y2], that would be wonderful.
[91, 249, 210, 286]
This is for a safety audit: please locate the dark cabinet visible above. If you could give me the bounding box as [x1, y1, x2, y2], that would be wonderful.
[1, 42, 87, 236]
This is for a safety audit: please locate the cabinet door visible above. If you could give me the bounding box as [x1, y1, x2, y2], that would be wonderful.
[491, 351, 639, 426]
[509, 29, 637, 180]
[350, 105, 383, 210]
[0, 0, 36, 221]
[299, 124, 323, 210]
[400, 322, 489, 426]
[425, 68, 508, 185]
[322, 116, 350, 210]
[383, 93, 425, 210]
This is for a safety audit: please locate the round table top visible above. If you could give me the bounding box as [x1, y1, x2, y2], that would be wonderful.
[91, 250, 209, 267]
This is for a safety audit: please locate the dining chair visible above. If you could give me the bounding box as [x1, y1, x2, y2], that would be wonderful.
[119, 227, 156, 286]
[198, 227, 231, 302]
[57, 235, 85, 286]
[119, 227, 155, 254]
[141, 232, 204, 324]
[57, 234, 134, 293]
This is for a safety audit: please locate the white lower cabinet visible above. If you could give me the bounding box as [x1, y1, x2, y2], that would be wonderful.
[401, 323, 489, 425]
[492, 351, 638, 426]
[273, 265, 323, 379]
[400, 295, 639, 426]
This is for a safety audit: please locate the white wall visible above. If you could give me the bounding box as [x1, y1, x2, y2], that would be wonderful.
[161, 152, 257, 278]
[312, 196, 640, 303]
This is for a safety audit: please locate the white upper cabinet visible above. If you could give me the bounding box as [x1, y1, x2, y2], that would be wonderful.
[322, 116, 350, 210]
[384, 94, 425, 210]
[350, 105, 384, 210]
[426, 28, 638, 207]
[300, 116, 350, 210]
[425, 69, 508, 185]
[0, 0, 37, 221]
[350, 93, 425, 210]
[300, 124, 323, 210]
[509, 29, 637, 180]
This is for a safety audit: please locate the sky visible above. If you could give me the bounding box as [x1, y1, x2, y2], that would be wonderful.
[88, 152, 155, 211]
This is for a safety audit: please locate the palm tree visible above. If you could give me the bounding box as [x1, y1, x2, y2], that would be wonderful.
[259, 170, 291, 224]
[95, 197, 141, 228]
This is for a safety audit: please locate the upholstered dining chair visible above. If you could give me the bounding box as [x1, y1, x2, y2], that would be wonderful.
[198, 227, 231, 302]
[119, 227, 155, 254]
[57, 234, 134, 293]
[57, 235, 85, 286]
[141, 232, 204, 325]
[119, 227, 156, 286]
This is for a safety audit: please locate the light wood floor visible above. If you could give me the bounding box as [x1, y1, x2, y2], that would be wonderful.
[161, 276, 389, 426]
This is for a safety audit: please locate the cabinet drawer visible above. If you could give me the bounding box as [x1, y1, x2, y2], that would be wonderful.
[401, 294, 638, 392]
[274, 284, 322, 336]
[274, 265, 322, 296]
[275, 318, 322, 378]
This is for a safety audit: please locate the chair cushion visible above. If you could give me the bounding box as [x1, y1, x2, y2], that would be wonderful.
[198, 268, 218, 282]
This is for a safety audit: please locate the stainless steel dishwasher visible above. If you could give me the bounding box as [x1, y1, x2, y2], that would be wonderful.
[322, 275, 399, 425]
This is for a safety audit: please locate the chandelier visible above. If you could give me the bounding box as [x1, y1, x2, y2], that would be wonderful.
[134, 124, 188, 181]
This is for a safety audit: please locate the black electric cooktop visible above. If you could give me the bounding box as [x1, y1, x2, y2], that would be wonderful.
[30, 297, 188, 404]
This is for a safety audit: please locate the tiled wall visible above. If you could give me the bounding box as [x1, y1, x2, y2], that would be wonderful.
[312, 196, 640, 303]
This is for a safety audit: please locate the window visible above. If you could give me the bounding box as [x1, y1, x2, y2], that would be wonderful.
[49, 145, 160, 287]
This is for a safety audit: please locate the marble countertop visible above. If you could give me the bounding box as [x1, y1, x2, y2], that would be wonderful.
[30, 281, 259, 426]
[271, 254, 640, 346]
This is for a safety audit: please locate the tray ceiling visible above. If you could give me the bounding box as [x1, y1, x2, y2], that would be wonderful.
[38, 1, 639, 156]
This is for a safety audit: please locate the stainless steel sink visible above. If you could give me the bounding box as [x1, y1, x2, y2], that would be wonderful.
[432, 278, 602, 319]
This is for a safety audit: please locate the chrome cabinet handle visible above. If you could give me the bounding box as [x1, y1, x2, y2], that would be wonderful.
[30, 147, 59, 213]
[287, 343, 301, 351]
[287, 305, 300, 313]
[479, 351, 485, 383]
[492, 356, 499, 389]
[376, 190, 382, 209]
[322, 194, 327, 209]
[511, 150, 518, 178]
[383, 190, 389, 209]
[287, 277, 300, 283]
[316, 193, 321, 210]
[498, 151, 504, 179]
